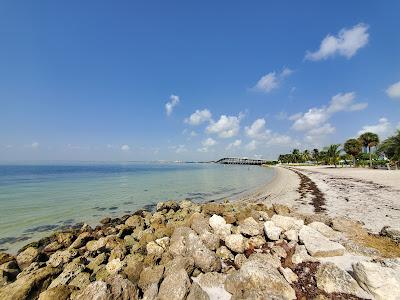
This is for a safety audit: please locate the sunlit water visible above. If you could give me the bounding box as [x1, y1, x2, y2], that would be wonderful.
[0, 162, 274, 253]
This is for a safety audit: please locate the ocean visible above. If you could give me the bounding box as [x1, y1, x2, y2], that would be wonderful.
[0, 162, 274, 253]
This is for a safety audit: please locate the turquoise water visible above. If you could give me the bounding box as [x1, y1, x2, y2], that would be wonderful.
[0, 162, 274, 253]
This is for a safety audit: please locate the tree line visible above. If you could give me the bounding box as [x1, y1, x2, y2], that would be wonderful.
[278, 130, 400, 168]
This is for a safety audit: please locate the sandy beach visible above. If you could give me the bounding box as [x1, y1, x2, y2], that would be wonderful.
[247, 165, 400, 234]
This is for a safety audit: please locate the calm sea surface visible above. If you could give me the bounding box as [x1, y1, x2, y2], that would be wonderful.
[0, 162, 274, 253]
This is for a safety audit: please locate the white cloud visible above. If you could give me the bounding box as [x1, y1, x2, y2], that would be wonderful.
[226, 139, 242, 150]
[206, 114, 241, 138]
[305, 23, 369, 61]
[31, 142, 39, 149]
[245, 140, 257, 151]
[386, 81, 400, 99]
[121, 145, 130, 151]
[245, 118, 271, 140]
[165, 94, 180, 116]
[252, 68, 293, 93]
[197, 147, 209, 153]
[305, 123, 336, 144]
[358, 118, 392, 137]
[292, 92, 366, 131]
[202, 138, 217, 147]
[175, 144, 187, 154]
[184, 109, 212, 125]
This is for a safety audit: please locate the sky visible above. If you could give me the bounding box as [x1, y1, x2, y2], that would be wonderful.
[0, 1, 399, 162]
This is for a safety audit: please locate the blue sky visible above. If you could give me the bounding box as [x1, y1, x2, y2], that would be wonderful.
[0, 1, 399, 161]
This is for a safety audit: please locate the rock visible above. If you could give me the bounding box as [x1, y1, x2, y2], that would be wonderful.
[157, 200, 179, 212]
[224, 234, 245, 254]
[100, 217, 111, 224]
[234, 254, 247, 268]
[0, 260, 20, 282]
[86, 237, 107, 252]
[122, 254, 143, 283]
[264, 221, 282, 241]
[191, 247, 221, 273]
[16, 247, 39, 270]
[138, 265, 164, 290]
[0, 266, 61, 300]
[75, 281, 111, 300]
[43, 241, 63, 253]
[155, 237, 170, 249]
[316, 263, 368, 298]
[271, 245, 287, 258]
[164, 256, 194, 277]
[38, 285, 78, 300]
[283, 229, 298, 242]
[352, 261, 400, 300]
[271, 215, 304, 231]
[158, 269, 190, 300]
[308, 222, 340, 239]
[195, 272, 230, 300]
[56, 232, 75, 247]
[225, 260, 296, 299]
[106, 258, 125, 274]
[68, 272, 90, 290]
[238, 217, 262, 236]
[299, 226, 345, 257]
[190, 213, 211, 235]
[146, 241, 164, 258]
[209, 215, 231, 238]
[245, 235, 266, 250]
[106, 274, 139, 300]
[199, 231, 220, 251]
[47, 249, 78, 268]
[279, 267, 298, 284]
[142, 283, 158, 300]
[292, 245, 314, 264]
[69, 232, 92, 249]
[109, 244, 127, 261]
[48, 260, 84, 289]
[202, 203, 226, 216]
[380, 226, 400, 243]
[125, 215, 145, 228]
[187, 282, 209, 300]
[87, 253, 107, 272]
[273, 204, 290, 215]
[216, 246, 234, 261]
[247, 253, 281, 268]
[0, 253, 14, 265]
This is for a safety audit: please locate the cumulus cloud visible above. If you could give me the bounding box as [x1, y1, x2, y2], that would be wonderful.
[226, 139, 242, 150]
[206, 114, 242, 138]
[358, 118, 392, 137]
[245, 140, 257, 151]
[31, 142, 39, 149]
[121, 145, 130, 151]
[184, 109, 212, 125]
[245, 118, 292, 146]
[165, 94, 180, 116]
[292, 92, 366, 132]
[305, 23, 369, 61]
[305, 123, 336, 143]
[202, 138, 217, 147]
[386, 81, 400, 99]
[252, 67, 293, 93]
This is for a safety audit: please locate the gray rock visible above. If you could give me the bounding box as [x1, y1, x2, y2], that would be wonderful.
[209, 215, 231, 238]
[68, 272, 91, 290]
[16, 247, 39, 270]
[106, 274, 139, 300]
[48, 260, 85, 288]
[238, 217, 262, 236]
[380, 226, 400, 243]
[158, 269, 190, 300]
[291, 245, 314, 264]
[225, 260, 296, 299]
[47, 248, 78, 268]
[308, 222, 340, 239]
[279, 267, 298, 284]
[283, 229, 298, 242]
[142, 283, 158, 300]
[353, 261, 400, 300]
[75, 281, 112, 300]
[224, 234, 245, 254]
[187, 282, 210, 300]
[299, 226, 345, 257]
[271, 215, 304, 231]
[216, 246, 234, 261]
[164, 256, 195, 277]
[264, 221, 282, 241]
[316, 263, 368, 298]
[138, 265, 164, 290]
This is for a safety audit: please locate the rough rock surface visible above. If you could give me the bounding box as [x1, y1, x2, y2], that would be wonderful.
[299, 225, 345, 257]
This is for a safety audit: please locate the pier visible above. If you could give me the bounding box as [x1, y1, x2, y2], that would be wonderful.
[215, 157, 269, 165]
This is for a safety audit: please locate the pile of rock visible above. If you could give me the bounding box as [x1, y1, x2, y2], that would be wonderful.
[0, 200, 399, 299]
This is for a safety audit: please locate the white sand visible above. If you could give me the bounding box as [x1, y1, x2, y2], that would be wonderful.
[290, 166, 400, 233]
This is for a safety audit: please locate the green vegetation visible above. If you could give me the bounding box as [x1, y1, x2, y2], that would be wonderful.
[278, 131, 400, 169]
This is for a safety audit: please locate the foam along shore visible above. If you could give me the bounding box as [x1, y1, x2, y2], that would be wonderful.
[0, 200, 400, 299]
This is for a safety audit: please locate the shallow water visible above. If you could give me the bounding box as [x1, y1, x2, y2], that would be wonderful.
[0, 162, 274, 253]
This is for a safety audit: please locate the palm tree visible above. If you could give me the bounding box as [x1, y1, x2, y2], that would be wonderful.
[378, 130, 400, 168]
[302, 150, 311, 162]
[292, 149, 300, 163]
[312, 149, 320, 164]
[358, 132, 380, 168]
[344, 138, 362, 166]
[326, 144, 341, 167]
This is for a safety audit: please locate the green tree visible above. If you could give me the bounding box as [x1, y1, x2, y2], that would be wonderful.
[358, 132, 380, 168]
[312, 148, 320, 164]
[378, 130, 400, 167]
[292, 149, 301, 163]
[344, 138, 362, 166]
[302, 150, 311, 162]
[326, 144, 341, 167]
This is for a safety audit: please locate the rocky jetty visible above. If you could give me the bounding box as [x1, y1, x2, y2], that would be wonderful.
[0, 200, 399, 299]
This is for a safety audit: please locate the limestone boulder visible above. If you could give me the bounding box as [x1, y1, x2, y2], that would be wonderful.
[158, 269, 190, 300]
[264, 221, 282, 241]
[238, 217, 262, 236]
[16, 247, 39, 270]
[299, 226, 345, 257]
[271, 215, 304, 231]
[224, 234, 245, 254]
[75, 281, 111, 300]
